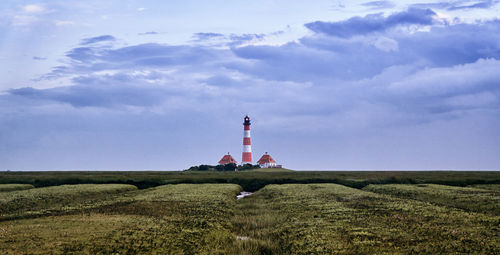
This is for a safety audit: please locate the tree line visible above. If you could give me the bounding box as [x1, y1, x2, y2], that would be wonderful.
[186, 163, 261, 171]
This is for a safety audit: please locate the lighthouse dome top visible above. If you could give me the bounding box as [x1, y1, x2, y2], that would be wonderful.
[243, 115, 251, 125]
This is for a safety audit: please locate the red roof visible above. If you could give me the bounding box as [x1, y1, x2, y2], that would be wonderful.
[257, 153, 276, 164]
[219, 154, 237, 165]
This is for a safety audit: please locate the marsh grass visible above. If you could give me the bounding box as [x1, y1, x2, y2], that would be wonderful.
[470, 184, 500, 191]
[0, 184, 34, 192]
[0, 184, 241, 254]
[363, 184, 500, 215]
[230, 184, 500, 254]
[0, 182, 499, 254]
[0, 184, 137, 220]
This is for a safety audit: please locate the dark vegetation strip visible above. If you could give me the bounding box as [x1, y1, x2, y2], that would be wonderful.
[1, 171, 499, 191]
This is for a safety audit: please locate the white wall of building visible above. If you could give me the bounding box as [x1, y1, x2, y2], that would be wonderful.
[260, 162, 277, 168]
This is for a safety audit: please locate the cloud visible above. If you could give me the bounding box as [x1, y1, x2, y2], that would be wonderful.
[23, 5, 44, 13]
[305, 8, 437, 38]
[229, 18, 500, 85]
[227, 33, 266, 46]
[4, 12, 500, 170]
[80, 35, 116, 45]
[362, 1, 396, 9]
[411, 0, 499, 11]
[191, 32, 281, 47]
[9, 4, 73, 27]
[55, 20, 75, 26]
[8, 83, 165, 108]
[33, 56, 47, 61]
[448, 0, 499, 10]
[65, 47, 99, 62]
[192, 32, 225, 41]
[387, 58, 500, 99]
[18, 15, 500, 127]
[138, 31, 159, 36]
[229, 33, 265, 41]
[64, 43, 221, 69]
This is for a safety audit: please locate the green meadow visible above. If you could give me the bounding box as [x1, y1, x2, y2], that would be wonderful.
[0, 184, 34, 192]
[232, 184, 499, 254]
[0, 171, 499, 254]
[363, 183, 500, 215]
[1, 184, 241, 254]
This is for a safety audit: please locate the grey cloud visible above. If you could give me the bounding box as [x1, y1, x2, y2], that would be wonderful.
[387, 58, 500, 98]
[230, 20, 500, 85]
[5, 18, 500, 170]
[396, 21, 500, 66]
[80, 35, 116, 45]
[104, 44, 220, 67]
[411, 0, 499, 10]
[192, 32, 274, 47]
[66, 47, 99, 62]
[362, 1, 396, 9]
[409, 2, 451, 9]
[305, 8, 437, 38]
[227, 33, 266, 47]
[54, 43, 227, 76]
[193, 32, 266, 42]
[193, 32, 225, 41]
[33, 56, 47, 61]
[203, 75, 238, 86]
[138, 31, 159, 36]
[38, 65, 70, 80]
[8, 84, 165, 108]
[12, 71, 182, 108]
[27, 18, 500, 127]
[229, 33, 265, 41]
[449, 0, 499, 10]
[365, 59, 500, 116]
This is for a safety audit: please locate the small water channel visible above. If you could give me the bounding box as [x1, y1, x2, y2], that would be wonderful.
[236, 191, 253, 200]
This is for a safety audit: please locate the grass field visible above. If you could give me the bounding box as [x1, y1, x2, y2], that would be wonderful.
[0, 172, 499, 254]
[0, 184, 241, 254]
[232, 184, 499, 254]
[0, 184, 34, 192]
[470, 184, 500, 191]
[363, 184, 500, 215]
[0, 184, 137, 220]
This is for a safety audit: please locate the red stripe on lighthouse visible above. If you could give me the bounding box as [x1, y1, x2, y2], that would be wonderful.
[243, 138, 251, 145]
[242, 152, 252, 163]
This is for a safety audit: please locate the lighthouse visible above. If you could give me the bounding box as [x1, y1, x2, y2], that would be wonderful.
[242, 115, 252, 165]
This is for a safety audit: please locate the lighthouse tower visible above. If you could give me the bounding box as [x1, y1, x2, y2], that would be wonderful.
[242, 115, 252, 165]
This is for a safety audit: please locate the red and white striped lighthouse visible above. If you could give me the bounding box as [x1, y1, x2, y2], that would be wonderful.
[242, 115, 252, 165]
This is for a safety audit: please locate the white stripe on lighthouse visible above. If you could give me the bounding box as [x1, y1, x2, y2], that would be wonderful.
[243, 145, 252, 152]
[244, 130, 251, 137]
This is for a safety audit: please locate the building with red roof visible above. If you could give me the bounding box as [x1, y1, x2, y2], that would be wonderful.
[218, 153, 237, 165]
[257, 152, 278, 168]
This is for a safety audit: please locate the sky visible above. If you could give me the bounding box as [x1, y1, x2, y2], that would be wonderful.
[1, 0, 500, 170]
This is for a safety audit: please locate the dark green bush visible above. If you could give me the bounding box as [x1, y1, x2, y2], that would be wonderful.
[238, 164, 261, 171]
